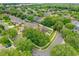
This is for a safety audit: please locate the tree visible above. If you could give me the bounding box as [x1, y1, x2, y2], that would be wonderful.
[53, 21, 63, 32]
[6, 28, 17, 39]
[61, 29, 79, 52]
[3, 15, 11, 22]
[64, 33, 79, 52]
[0, 4, 5, 13]
[16, 11, 23, 18]
[2, 28, 17, 39]
[14, 37, 33, 56]
[0, 24, 4, 30]
[62, 18, 71, 24]
[23, 28, 49, 47]
[0, 25, 4, 33]
[65, 23, 75, 29]
[20, 14, 27, 20]
[37, 11, 44, 17]
[20, 51, 32, 56]
[8, 7, 17, 16]
[0, 48, 20, 56]
[0, 28, 3, 33]
[14, 37, 33, 51]
[0, 37, 33, 56]
[0, 36, 11, 47]
[41, 16, 57, 27]
[61, 28, 72, 38]
[27, 15, 34, 22]
[51, 44, 78, 56]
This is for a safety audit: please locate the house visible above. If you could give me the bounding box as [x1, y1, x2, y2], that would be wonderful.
[34, 16, 42, 23]
[9, 15, 23, 25]
[71, 20, 79, 31]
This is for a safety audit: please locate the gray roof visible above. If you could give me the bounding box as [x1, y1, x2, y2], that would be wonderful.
[71, 20, 79, 27]
[34, 16, 42, 23]
[9, 15, 23, 24]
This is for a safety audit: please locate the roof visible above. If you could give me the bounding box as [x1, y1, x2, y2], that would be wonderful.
[71, 20, 79, 27]
[9, 15, 23, 24]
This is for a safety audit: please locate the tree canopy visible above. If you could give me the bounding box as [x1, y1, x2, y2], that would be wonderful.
[14, 37, 33, 56]
[26, 15, 34, 22]
[61, 29, 79, 52]
[51, 44, 78, 56]
[0, 48, 20, 56]
[23, 28, 49, 47]
[41, 16, 57, 27]
[14, 37, 33, 51]
[0, 36, 11, 47]
[6, 28, 17, 39]
[62, 18, 71, 24]
[53, 21, 63, 32]
[65, 23, 75, 29]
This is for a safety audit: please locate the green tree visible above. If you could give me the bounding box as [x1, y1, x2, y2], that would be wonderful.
[51, 44, 78, 56]
[53, 21, 63, 32]
[0, 36, 11, 47]
[8, 7, 17, 16]
[0, 48, 20, 56]
[61, 28, 72, 38]
[6, 28, 17, 39]
[37, 11, 44, 17]
[20, 14, 27, 20]
[65, 23, 75, 29]
[0, 4, 5, 13]
[23, 28, 49, 47]
[3, 15, 11, 22]
[61, 29, 79, 52]
[20, 50, 32, 56]
[0, 24, 4, 30]
[0, 28, 3, 33]
[41, 16, 57, 27]
[14, 37, 33, 56]
[27, 15, 34, 22]
[0, 25, 4, 33]
[62, 18, 71, 24]
[14, 37, 33, 51]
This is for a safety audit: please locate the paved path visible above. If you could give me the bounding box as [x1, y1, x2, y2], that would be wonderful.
[32, 32, 65, 56]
